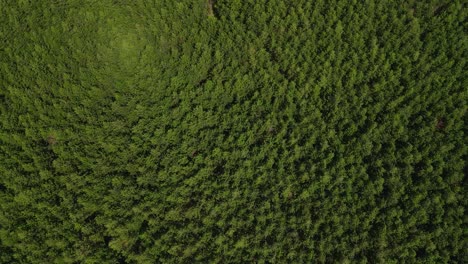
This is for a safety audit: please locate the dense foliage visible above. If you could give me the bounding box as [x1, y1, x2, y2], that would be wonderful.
[0, 0, 466, 263]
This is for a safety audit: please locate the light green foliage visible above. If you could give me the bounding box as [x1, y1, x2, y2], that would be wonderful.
[0, 0, 466, 263]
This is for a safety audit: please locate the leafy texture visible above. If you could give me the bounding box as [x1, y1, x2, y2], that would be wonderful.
[0, 0, 466, 263]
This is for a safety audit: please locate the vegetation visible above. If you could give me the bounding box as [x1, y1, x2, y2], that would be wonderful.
[0, 0, 466, 263]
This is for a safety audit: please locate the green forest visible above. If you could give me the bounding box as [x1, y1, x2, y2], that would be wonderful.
[0, 0, 466, 263]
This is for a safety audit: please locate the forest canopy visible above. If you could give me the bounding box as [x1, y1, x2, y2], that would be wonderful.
[0, 0, 466, 263]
